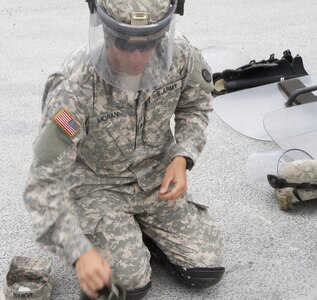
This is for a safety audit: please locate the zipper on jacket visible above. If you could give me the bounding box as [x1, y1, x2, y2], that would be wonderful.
[134, 93, 140, 150]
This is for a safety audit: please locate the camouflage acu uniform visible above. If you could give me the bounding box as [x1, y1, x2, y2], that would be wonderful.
[23, 35, 223, 289]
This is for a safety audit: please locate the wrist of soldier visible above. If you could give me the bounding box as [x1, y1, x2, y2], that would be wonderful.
[172, 156, 187, 164]
[73, 246, 96, 268]
[172, 156, 193, 170]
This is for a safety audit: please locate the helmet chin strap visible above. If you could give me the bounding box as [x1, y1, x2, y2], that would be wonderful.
[172, 0, 185, 15]
[267, 174, 317, 202]
[86, 0, 95, 14]
[267, 174, 317, 190]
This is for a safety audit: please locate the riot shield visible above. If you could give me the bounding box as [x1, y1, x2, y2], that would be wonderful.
[212, 74, 316, 141]
[264, 101, 317, 158]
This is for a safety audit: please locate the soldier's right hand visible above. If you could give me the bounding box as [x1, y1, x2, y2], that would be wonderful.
[75, 248, 112, 299]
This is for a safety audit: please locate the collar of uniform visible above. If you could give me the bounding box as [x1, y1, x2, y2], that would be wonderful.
[137, 90, 153, 105]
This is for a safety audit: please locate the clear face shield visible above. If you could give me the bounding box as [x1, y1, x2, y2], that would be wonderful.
[89, 1, 177, 91]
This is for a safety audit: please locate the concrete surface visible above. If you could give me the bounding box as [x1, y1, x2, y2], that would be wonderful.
[1, 0, 317, 299]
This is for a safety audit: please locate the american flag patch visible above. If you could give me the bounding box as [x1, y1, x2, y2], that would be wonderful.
[54, 108, 80, 137]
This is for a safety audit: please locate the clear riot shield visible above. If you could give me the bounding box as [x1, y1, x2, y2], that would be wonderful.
[264, 101, 317, 158]
[212, 74, 316, 141]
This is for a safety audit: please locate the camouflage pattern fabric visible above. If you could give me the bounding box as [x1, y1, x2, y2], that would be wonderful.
[276, 159, 317, 210]
[74, 185, 223, 290]
[23, 34, 220, 289]
[1, 256, 52, 300]
[97, 0, 170, 24]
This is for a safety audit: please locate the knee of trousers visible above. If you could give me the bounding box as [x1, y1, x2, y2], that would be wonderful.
[142, 233, 225, 289]
[112, 253, 152, 291]
[172, 232, 224, 268]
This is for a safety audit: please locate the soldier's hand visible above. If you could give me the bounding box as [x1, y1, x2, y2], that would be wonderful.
[159, 156, 187, 200]
[75, 248, 112, 299]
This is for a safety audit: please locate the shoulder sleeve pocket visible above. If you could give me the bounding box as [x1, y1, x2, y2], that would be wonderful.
[33, 121, 74, 164]
[188, 49, 214, 93]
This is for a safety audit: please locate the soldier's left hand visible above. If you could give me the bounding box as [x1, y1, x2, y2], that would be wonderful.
[159, 156, 187, 200]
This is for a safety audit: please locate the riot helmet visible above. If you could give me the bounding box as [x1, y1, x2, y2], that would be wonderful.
[267, 159, 317, 210]
[87, 0, 185, 91]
